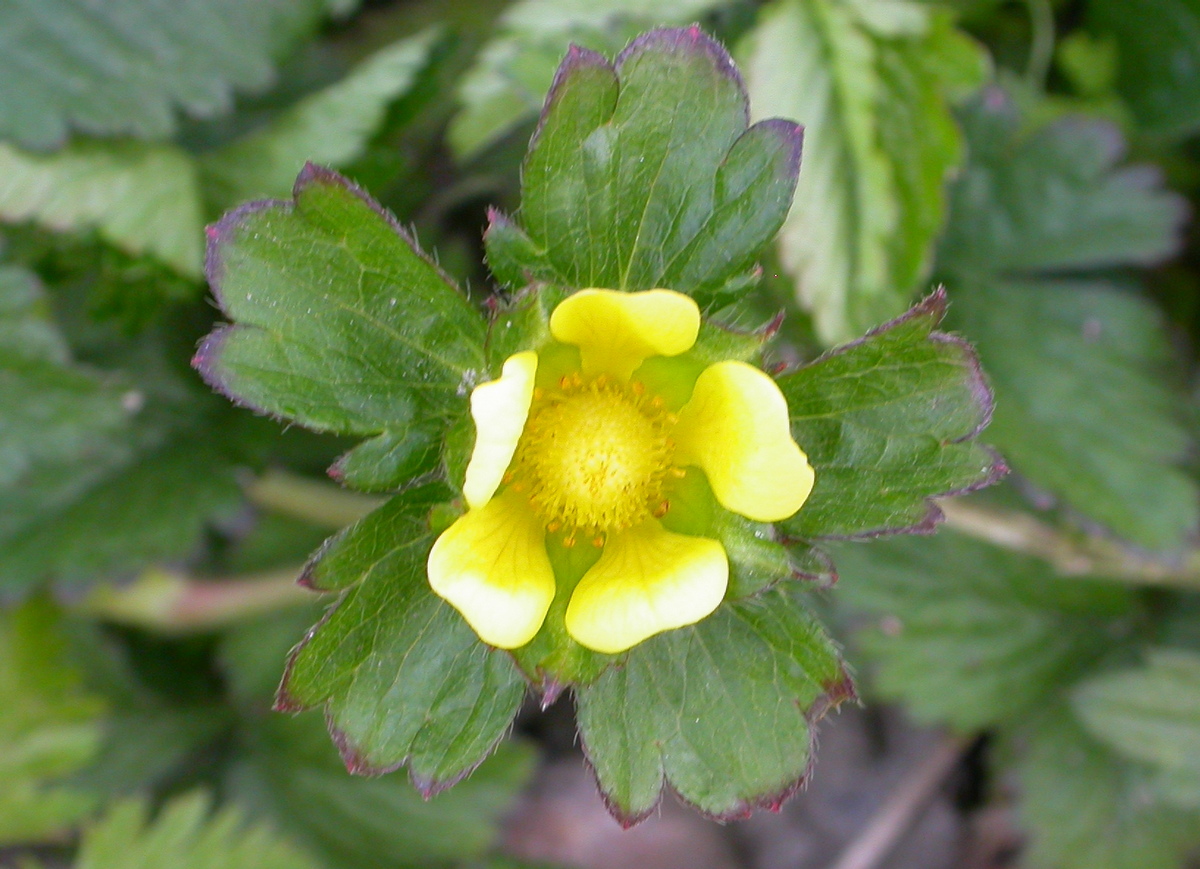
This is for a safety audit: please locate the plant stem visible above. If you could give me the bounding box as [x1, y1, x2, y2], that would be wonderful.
[246, 468, 383, 529]
[79, 566, 312, 632]
[940, 500, 1200, 590]
[1024, 0, 1055, 90]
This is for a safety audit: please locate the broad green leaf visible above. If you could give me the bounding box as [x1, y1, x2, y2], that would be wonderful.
[1089, 0, 1200, 137]
[938, 93, 1195, 550]
[0, 434, 242, 596]
[0, 266, 128, 488]
[0, 598, 105, 845]
[833, 531, 1137, 730]
[487, 28, 803, 302]
[229, 713, 533, 869]
[0, 141, 204, 276]
[0, 0, 338, 150]
[72, 792, 318, 869]
[202, 31, 441, 208]
[196, 165, 486, 438]
[1073, 649, 1200, 809]
[278, 484, 526, 790]
[950, 280, 1198, 551]
[778, 290, 1002, 540]
[1008, 707, 1200, 869]
[739, 0, 986, 344]
[449, 0, 725, 158]
[575, 584, 848, 822]
[937, 97, 1187, 277]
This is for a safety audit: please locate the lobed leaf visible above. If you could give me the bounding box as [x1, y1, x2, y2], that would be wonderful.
[196, 164, 487, 438]
[277, 485, 526, 791]
[778, 289, 1003, 540]
[575, 584, 849, 823]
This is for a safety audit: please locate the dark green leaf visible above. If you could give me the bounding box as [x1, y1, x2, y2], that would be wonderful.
[229, 712, 533, 869]
[72, 791, 319, 869]
[0, 0, 337, 149]
[835, 530, 1138, 730]
[739, 1, 986, 343]
[1008, 707, 1200, 869]
[1073, 648, 1200, 809]
[197, 165, 486, 438]
[0, 142, 204, 276]
[1090, 0, 1200, 137]
[575, 584, 849, 822]
[202, 31, 441, 208]
[489, 28, 802, 301]
[950, 280, 1198, 551]
[278, 484, 526, 791]
[778, 290, 1002, 540]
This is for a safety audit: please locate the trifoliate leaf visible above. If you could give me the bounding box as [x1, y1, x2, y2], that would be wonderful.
[229, 713, 533, 869]
[834, 530, 1137, 730]
[276, 484, 526, 791]
[938, 92, 1196, 550]
[778, 289, 1003, 540]
[196, 164, 486, 440]
[738, 0, 986, 344]
[0, 598, 105, 845]
[0, 266, 129, 489]
[449, 0, 725, 158]
[1089, 0, 1200, 138]
[0, 0, 337, 150]
[202, 30, 441, 208]
[0, 141, 205, 277]
[72, 791, 319, 869]
[1073, 649, 1200, 809]
[575, 583, 849, 822]
[485, 28, 802, 303]
[1007, 706, 1200, 869]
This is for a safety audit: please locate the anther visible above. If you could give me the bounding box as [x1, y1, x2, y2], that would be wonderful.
[547, 520, 562, 533]
[563, 534, 577, 549]
[502, 472, 514, 484]
[665, 412, 679, 425]
[559, 375, 571, 390]
[653, 500, 670, 518]
[631, 381, 645, 396]
[533, 387, 545, 400]
[651, 395, 664, 408]
[592, 535, 605, 548]
[669, 467, 687, 478]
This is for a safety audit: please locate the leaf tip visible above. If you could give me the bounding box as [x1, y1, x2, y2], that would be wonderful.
[617, 27, 747, 118]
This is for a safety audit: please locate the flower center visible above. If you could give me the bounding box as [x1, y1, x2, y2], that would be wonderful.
[509, 373, 676, 541]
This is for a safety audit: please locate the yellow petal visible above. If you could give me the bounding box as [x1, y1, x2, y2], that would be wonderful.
[427, 489, 555, 649]
[565, 520, 727, 654]
[462, 351, 538, 510]
[674, 360, 814, 523]
[549, 288, 700, 379]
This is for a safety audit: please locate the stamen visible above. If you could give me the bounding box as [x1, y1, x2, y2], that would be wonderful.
[653, 500, 670, 518]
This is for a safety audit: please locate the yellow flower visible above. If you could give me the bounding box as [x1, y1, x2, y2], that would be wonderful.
[427, 289, 815, 655]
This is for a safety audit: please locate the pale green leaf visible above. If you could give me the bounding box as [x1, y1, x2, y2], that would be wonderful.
[575, 584, 848, 821]
[834, 531, 1138, 730]
[0, 141, 204, 276]
[202, 30, 440, 207]
[0, 0, 338, 150]
[739, 0, 985, 343]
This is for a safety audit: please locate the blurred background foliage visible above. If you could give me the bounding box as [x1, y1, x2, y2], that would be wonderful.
[1, 0, 1200, 867]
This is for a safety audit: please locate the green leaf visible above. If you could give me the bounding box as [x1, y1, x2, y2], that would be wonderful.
[938, 93, 1195, 550]
[1008, 707, 1200, 869]
[1089, 0, 1200, 137]
[937, 97, 1187, 277]
[738, 0, 986, 344]
[196, 164, 486, 438]
[575, 584, 849, 822]
[778, 290, 1002, 540]
[0, 598, 105, 845]
[72, 792, 319, 869]
[229, 713, 534, 869]
[449, 0, 726, 159]
[950, 280, 1198, 551]
[202, 30, 441, 208]
[0, 0, 337, 150]
[487, 28, 803, 302]
[0, 266, 128, 489]
[833, 530, 1137, 730]
[0, 434, 243, 596]
[277, 484, 526, 791]
[1073, 649, 1200, 809]
[0, 141, 204, 276]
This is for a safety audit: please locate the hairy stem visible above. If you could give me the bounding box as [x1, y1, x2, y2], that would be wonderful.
[246, 468, 383, 529]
